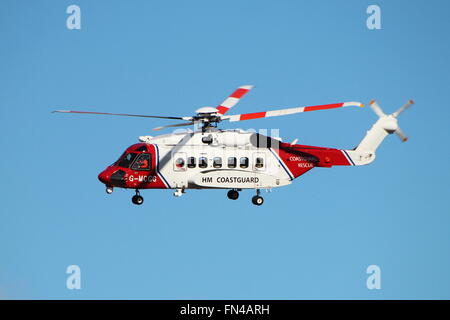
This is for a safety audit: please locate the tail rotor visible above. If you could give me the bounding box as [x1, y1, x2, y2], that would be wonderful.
[368, 99, 414, 143]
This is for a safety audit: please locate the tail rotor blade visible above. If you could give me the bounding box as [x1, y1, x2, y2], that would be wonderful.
[395, 127, 408, 142]
[369, 100, 386, 118]
[393, 99, 414, 118]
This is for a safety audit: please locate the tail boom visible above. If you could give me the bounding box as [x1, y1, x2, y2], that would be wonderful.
[278, 99, 413, 171]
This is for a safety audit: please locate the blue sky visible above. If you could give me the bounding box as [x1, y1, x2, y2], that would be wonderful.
[1, 0, 449, 299]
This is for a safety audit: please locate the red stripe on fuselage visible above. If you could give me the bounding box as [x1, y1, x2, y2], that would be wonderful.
[147, 144, 170, 189]
[279, 142, 353, 167]
[275, 147, 316, 179]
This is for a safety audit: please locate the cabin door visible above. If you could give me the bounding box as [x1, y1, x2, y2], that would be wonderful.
[172, 152, 187, 188]
[252, 152, 266, 188]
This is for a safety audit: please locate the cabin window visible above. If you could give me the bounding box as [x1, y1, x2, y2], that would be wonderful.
[175, 158, 185, 169]
[187, 157, 196, 168]
[199, 157, 208, 168]
[228, 157, 237, 168]
[240, 157, 249, 168]
[213, 157, 222, 168]
[255, 157, 264, 169]
[131, 153, 151, 171]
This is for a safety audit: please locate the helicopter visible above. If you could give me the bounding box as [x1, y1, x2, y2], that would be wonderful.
[53, 85, 413, 206]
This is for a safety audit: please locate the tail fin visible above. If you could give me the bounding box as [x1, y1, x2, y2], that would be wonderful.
[345, 99, 414, 165]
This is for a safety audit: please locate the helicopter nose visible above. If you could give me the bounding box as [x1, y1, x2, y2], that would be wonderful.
[98, 170, 110, 184]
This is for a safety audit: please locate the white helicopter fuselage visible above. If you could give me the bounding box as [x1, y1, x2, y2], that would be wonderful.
[139, 129, 293, 190]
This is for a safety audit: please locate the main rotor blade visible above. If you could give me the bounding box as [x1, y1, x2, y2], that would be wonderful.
[392, 100, 414, 118]
[152, 122, 194, 131]
[216, 85, 254, 115]
[52, 110, 192, 121]
[222, 101, 364, 122]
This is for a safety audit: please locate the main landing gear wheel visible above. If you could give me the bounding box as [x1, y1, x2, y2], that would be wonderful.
[252, 195, 264, 206]
[132, 190, 144, 205]
[227, 190, 239, 200]
[132, 195, 144, 205]
[106, 187, 113, 194]
[252, 189, 264, 206]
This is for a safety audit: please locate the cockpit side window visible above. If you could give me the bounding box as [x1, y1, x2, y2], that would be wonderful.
[131, 153, 151, 171]
[117, 152, 138, 168]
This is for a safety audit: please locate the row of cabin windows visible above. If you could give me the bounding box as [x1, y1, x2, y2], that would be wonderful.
[175, 157, 264, 169]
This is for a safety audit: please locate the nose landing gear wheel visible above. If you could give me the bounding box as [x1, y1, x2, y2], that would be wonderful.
[227, 190, 239, 200]
[252, 195, 264, 206]
[132, 190, 144, 205]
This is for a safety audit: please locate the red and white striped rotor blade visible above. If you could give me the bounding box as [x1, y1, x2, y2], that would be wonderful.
[222, 101, 364, 122]
[216, 85, 254, 115]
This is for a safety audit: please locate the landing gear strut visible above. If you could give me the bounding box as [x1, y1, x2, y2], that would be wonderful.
[252, 189, 264, 206]
[227, 189, 239, 200]
[132, 189, 144, 205]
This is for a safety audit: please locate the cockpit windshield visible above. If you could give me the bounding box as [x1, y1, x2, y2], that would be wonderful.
[114, 152, 152, 170]
[116, 152, 138, 168]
